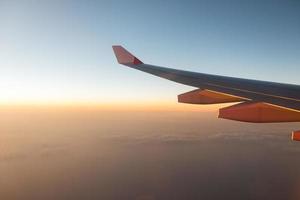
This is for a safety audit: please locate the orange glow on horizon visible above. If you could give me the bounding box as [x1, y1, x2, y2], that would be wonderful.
[0, 100, 225, 112]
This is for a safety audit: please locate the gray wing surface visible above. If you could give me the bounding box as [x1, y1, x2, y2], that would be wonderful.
[112, 45, 300, 111]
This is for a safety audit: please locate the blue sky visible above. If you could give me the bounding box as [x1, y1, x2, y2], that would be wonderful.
[0, 0, 299, 104]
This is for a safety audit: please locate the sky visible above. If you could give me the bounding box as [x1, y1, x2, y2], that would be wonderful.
[1, 2, 300, 199]
[0, 0, 300, 105]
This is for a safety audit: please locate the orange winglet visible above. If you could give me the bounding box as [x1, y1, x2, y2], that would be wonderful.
[219, 102, 300, 123]
[112, 45, 143, 65]
[292, 131, 300, 141]
[178, 89, 245, 104]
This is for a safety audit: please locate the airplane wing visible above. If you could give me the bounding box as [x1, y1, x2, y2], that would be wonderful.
[112, 45, 300, 141]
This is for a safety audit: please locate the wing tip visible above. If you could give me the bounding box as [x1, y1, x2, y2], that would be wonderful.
[112, 45, 143, 65]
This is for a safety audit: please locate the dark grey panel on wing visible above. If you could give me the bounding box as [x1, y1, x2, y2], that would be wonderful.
[125, 63, 300, 111]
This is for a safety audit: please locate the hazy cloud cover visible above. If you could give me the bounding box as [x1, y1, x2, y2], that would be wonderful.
[1, 109, 300, 200]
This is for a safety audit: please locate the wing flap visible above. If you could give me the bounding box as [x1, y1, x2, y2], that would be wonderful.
[219, 102, 300, 123]
[178, 89, 246, 104]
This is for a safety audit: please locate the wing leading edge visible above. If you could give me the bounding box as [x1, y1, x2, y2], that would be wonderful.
[112, 45, 300, 141]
